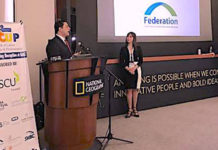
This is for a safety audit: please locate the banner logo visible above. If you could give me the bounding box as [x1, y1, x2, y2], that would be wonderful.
[21, 113, 34, 123]
[0, 101, 8, 111]
[25, 131, 35, 141]
[0, 120, 10, 128]
[0, 25, 19, 43]
[2, 145, 13, 150]
[0, 72, 19, 89]
[6, 135, 21, 145]
[20, 96, 27, 102]
[11, 96, 29, 107]
[144, 2, 178, 27]
[0, 139, 4, 145]
[11, 116, 19, 122]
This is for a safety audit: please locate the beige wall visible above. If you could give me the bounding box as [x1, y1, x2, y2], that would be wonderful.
[0, 1, 6, 21]
[15, 0, 55, 103]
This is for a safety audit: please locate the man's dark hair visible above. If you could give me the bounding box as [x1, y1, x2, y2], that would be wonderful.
[54, 20, 66, 34]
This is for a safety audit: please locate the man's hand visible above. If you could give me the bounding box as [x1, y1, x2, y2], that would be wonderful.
[73, 51, 81, 56]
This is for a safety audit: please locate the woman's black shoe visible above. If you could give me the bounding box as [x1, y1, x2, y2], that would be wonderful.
[133, 108, 139, 117]
[125, 109, 132, 118]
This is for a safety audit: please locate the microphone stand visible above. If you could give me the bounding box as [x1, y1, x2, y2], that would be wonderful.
[97, 67, 133, 149]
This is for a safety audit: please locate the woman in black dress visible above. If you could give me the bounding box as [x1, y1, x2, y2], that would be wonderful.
[120, 32, 143, 118]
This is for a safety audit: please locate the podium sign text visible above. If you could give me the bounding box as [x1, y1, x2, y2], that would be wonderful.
[73, 74, 104, 96]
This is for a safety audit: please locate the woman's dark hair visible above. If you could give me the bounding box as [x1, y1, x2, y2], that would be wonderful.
[54, 20, 66, 34]
[125, 32, 137, 48]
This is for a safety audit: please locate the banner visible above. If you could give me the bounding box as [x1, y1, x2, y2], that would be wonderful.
[0, 23, 39, 150]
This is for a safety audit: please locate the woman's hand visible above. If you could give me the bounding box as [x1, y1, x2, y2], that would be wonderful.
[125, 66, 137, 75]
[130, 65, 139, 74]
[128, 67, 135, 75]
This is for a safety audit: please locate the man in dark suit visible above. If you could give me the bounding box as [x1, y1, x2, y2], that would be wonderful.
[46, 20, 75, 60]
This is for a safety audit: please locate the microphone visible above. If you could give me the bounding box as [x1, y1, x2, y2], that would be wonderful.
[85, 47, 92, 54]
[77, 41, 85, 50]
[77, 41, 86, 53]
[77, 41, 92, 55]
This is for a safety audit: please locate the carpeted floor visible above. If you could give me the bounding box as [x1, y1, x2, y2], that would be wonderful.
[96, 97, 218, 150]
[39, 97, 218, 150]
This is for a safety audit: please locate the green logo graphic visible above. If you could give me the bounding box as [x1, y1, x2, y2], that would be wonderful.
[13, 71, 20, 83]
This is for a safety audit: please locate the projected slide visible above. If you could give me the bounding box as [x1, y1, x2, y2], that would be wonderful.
[114, 0, 200, 36]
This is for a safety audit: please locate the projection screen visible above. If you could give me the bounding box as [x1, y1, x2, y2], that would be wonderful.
[97, 0, 212, 42]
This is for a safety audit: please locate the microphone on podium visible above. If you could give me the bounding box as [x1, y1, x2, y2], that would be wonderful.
[77, 41, 92, 55]
[77, 41, 85, 50]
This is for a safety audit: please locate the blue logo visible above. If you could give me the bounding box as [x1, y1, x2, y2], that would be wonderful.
[0, 25, 20, 42]
[144, 2, 178, 26]
[145, 2, 177, 16]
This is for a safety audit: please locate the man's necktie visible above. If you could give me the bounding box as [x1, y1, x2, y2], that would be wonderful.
[64, 39, 71, 53]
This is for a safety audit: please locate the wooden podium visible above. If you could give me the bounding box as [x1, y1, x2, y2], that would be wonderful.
[45, 56, 102, 150]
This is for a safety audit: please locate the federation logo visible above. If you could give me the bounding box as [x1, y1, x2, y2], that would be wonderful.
[144, 2, 178, 27]
[145, 2, 177, 16]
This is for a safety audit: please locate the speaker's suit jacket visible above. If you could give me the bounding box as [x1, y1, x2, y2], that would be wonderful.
[46, 36, 72, 60]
